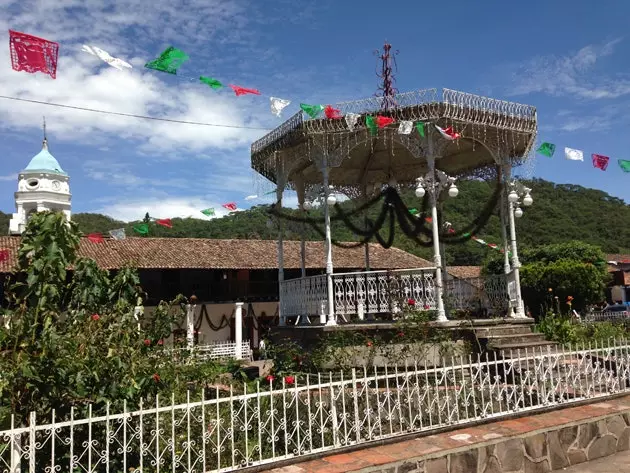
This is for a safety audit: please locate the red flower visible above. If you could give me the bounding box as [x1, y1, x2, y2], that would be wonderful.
[284, 376, 295, 385]
[398, 332, 405, 337]
[266, 375, 275, 382]
[144, 339, 151, 346]
[152, 373, 160, 383]
[91, 314, 100, 321]
[157, 339, 164, 346]
[367, 341, 373, 347]
[407, 298, 416, 306]
[424, 305, 430, 310]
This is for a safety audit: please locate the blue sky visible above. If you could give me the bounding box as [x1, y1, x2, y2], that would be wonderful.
[0, 0, 628, 221]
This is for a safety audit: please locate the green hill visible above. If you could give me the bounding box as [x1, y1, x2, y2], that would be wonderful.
[1, 178, 629, 266]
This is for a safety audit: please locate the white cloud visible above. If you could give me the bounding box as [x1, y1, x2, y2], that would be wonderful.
[93, 196, 233, 222]
[0, 173, 18, 181]
[507, 39, 630, 100]
[0, 0, 275, 155]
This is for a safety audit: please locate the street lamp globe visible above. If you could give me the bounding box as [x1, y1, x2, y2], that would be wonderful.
[448, 184, 459, 198]
[508, 190, 519, 203]
[303, 200, 312, 211]
[326, 194, 337, 206]
[523, 193, 533, 206]
[514, 207, 524, 218]
[415, 186, 426, 198]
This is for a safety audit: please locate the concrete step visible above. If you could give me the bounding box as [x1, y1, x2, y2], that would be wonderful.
[474, 324, 535, 338]
[486, 333, 548, 346]
[491, 340, 558, 352]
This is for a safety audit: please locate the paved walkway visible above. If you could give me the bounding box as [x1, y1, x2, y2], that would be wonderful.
[562, 450, 630, 472]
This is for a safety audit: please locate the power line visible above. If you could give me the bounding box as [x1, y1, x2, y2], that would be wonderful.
[0, 95, 273, 131]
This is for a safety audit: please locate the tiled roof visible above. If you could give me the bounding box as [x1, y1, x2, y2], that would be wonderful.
[607, 254, 630, 263]
[447, 266, 482, 279]
[0, 236, 436, 272]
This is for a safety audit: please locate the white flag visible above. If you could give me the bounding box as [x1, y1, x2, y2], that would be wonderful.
[564, 147, 584, 161]
[398, 121, 413, 135]
[109, 228, 126, 240]
[270, 97, 291, 117]
[345, 113, 360, 131]
[82, 45, 132, 71]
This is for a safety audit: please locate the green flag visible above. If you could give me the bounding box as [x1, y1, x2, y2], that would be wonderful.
[199, 76, 223, 89]
[536, 142, 556, 158]
[365, 116, 377, 136]
[201, 208, 215, 217]
[415, 122, 425, 137]
[618, 159, 630, 173]
[462, 232, 471, 238]
[408, 208, 419, 215]
[133, 223, 149, 235]
[300, 103, 324, 119]
[145, 46, 189, 74]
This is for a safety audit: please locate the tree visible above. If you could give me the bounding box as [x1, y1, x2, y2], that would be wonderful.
[0, 211, 190, 427]
[485, 241, 609, 316]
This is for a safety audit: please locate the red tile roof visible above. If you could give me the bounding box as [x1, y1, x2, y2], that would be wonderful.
[0, 236, 436, 272]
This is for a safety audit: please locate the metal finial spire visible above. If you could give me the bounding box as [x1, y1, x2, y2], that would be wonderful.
[42, 116, 48, 149]
[374, 42, 399, 111]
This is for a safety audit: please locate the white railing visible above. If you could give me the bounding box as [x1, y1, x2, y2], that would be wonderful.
[582, 311, 630, 323]
[279, 274, 328, 318]
[4, 340, 630, 472]
[444, 274, 509, 312]
[169, 341, 253, 362]
[332, 268, 437, 317]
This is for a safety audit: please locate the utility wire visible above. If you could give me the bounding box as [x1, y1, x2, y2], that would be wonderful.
[0, 94, 273, 131]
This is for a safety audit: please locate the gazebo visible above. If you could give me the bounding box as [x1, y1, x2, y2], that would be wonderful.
[251, 52, 537, 326]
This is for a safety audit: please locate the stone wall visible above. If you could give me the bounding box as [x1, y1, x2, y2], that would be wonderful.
[367, 413, 630, 473]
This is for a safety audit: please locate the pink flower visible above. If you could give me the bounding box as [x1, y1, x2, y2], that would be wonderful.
[366, 341, 373, 347]
[152, 373, 160, 383]
[91, 314, 100, 321]
[398, 332, 405, 337]
[144, 339, 151, 346]
[284, 376, 295, 385]
[424, 305, 430, 310]
[407, 298, 416, 306]
[266, 375, 275, 382]
[157, 339, 164, 346]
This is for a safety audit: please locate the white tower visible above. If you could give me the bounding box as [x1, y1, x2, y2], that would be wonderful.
[9, 123, 71, 235]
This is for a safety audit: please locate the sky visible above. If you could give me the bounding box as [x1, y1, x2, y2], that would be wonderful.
[0, 0, 628, 222]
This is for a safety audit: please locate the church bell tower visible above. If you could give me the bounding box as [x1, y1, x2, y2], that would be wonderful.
[9, 120, 72, 235]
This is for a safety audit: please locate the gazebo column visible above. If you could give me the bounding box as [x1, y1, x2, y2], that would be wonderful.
[276, 177, 286, 327]
[295, 179, 307, 278]
[426, 134, 447, 322]
[500, 189, 518, 319]
[321, 156, 336, 326]
[507, 196, 526, 319]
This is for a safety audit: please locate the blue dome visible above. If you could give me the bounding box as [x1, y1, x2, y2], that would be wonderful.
[24, 140, 67, 175]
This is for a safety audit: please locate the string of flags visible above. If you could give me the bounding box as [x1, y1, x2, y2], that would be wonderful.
[536, 142, 630, 174]
[408, 209, 508, 254]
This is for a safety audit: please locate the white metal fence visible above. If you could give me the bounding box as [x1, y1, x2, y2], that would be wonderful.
[582, 310, 630, 323]
[169, 341, 253, 362]
[2, 340, 630, 472]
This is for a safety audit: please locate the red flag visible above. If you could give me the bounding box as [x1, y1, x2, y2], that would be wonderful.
[87, 233, 104, 243]
[229, 84, 261, 96]
[436, 125, 461, 140]
[324, 105, 342, 119]
[591, 154, 610, 171]
[375, 116, 395, 128]
[488, 243, 498, 249]
[222, 202, 238, 211]
[0, 249, 9, 263]
[425, 217, 433, 223]
[9, 30, 59, 79]
[447, 228, 456, 234]
[156, 218, 172, 228]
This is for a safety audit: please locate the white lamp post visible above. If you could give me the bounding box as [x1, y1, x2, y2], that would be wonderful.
[506, 181, 533, 319]
[415, 170, 458, 323]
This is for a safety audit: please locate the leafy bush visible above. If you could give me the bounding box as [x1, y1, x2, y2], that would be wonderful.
[0, 211, 230, 427]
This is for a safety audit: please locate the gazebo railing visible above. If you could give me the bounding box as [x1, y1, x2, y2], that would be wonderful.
[279, 274, 328, 319]
[331, 268, 437, 317]
[444, 274, 510, 313]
